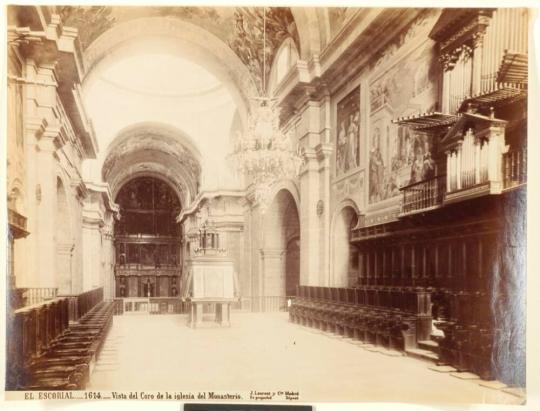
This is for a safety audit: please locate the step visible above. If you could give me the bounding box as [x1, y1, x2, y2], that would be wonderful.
[52, 340, 93, 349]
[30, 358, 89, 370]
[405, 347, 439, 363]
[418, 339, 439, 353]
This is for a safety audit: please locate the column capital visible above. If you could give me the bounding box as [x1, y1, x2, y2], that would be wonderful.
[299, 147, 318, 176]
[56, 242, 75, 255]
[315, 143, 333, 163]
[260, 248, 285, 259]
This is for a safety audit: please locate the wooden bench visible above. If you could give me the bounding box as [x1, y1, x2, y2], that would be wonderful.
[290, 285, 430, 352]
[19, 301, 114, 390]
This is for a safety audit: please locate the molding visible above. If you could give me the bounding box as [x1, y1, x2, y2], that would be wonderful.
[277, 9, 425, 126]
[315, 143, 333, 162]
[25, 117, 48, 139]
[259, 248, 286, 259]
[176, 189, 247, 223]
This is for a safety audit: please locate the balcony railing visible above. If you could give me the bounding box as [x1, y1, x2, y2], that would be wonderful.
[503, 147, 527, 189]
[399, 175, 446, 216]
[8, 208, 28, 238]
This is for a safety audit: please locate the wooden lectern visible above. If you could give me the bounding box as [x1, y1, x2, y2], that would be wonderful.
[181, 215, 238, 328]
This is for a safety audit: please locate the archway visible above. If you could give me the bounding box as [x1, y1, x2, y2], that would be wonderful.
[56, 178, 74, 294]
[262, 189, 300, 309]
[113, 176, 182, 304]
[102, 122, 202, 205]
[331, 204, 359, 287]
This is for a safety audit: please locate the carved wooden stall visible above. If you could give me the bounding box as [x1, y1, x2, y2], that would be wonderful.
[292, 7, 527, 386]
[6, 287, 114, 390]
[385, 8, 526, 386]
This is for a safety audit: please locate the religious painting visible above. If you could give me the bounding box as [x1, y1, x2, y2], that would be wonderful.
[336, 87, 361, 176]
[368, 41, 439, 204]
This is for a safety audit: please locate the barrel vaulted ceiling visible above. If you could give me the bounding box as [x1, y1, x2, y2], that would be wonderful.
[59, 6, 298, 93]
[57, 6, 359, 91]
[51, 6, 369, 195]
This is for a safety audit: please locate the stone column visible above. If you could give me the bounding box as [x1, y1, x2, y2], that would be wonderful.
[102, 222, 115, 300]
[316, 143, 333, 286]
[299, 147, 320, 286]
[56, 242, 74, 294]
[82, 215, 103, 292]
[260, 248, 285, 311]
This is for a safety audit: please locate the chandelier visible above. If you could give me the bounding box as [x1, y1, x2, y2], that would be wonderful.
[229, 8, 303, 213]
[231, 99, 302, 211]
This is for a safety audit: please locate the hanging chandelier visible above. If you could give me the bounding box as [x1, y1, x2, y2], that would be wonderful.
[229, 7, 303, 213]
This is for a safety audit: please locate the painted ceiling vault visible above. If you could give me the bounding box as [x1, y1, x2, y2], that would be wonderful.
[59, 6, 300, 93]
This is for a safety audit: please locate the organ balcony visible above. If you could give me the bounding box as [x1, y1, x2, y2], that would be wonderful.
[442, 112, 509, 203]
[399, 175, 446, 216]
[395, 8, 528, 216]
[398, 111, 525, 216]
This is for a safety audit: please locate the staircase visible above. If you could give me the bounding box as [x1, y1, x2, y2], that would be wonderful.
[405, 325, 443, 363]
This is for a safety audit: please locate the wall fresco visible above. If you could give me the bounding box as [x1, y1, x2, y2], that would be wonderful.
[368, 42, 439, 204]
[336, 87, 361, 176]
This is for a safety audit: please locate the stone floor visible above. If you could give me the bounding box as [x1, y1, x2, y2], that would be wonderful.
[87, 312, 523, 404]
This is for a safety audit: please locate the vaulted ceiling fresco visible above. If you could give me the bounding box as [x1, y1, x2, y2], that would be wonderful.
[58, 6, 299, 93]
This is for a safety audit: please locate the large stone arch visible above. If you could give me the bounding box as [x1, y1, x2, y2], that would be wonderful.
[264, 179, 301, 216]
[330, 199, 360, 287]
[82, 17, 258, 127]
[102, 122, 202, 206]
[261, 188, 300, 304]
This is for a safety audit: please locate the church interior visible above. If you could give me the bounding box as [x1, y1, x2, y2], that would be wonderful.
[5, 5, 528, 404]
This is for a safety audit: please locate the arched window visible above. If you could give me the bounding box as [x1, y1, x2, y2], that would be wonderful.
[271, 38, 299, 89]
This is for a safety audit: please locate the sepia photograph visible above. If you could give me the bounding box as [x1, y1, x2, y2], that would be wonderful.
[2, 2, 534, 408]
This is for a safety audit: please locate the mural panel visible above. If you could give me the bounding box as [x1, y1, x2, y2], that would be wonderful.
[336, 87, 360, 176]
[368, 41, 439, 204]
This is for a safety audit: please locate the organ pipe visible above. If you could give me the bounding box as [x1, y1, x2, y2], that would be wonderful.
[481, 9, 528, 94]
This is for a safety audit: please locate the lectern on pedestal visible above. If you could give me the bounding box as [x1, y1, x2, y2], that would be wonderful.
[181, 214, 238, 328]
[183, 259, 235, 327]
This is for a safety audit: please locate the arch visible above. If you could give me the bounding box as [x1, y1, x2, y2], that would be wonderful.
[262, 188, 300, 301]
[113, 175, 182, 299]
[265, 179, 301, 216]
[83, 17, 258, 126]
[105, 122, 203, 162]
[102, 122, 202, 206]
[330, 199, 360, 287]
[268, 37, 300, 93]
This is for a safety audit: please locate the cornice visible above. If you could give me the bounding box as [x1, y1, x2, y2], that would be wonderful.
[176, 189, 247, 224]
[277, 9, 426, 126]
